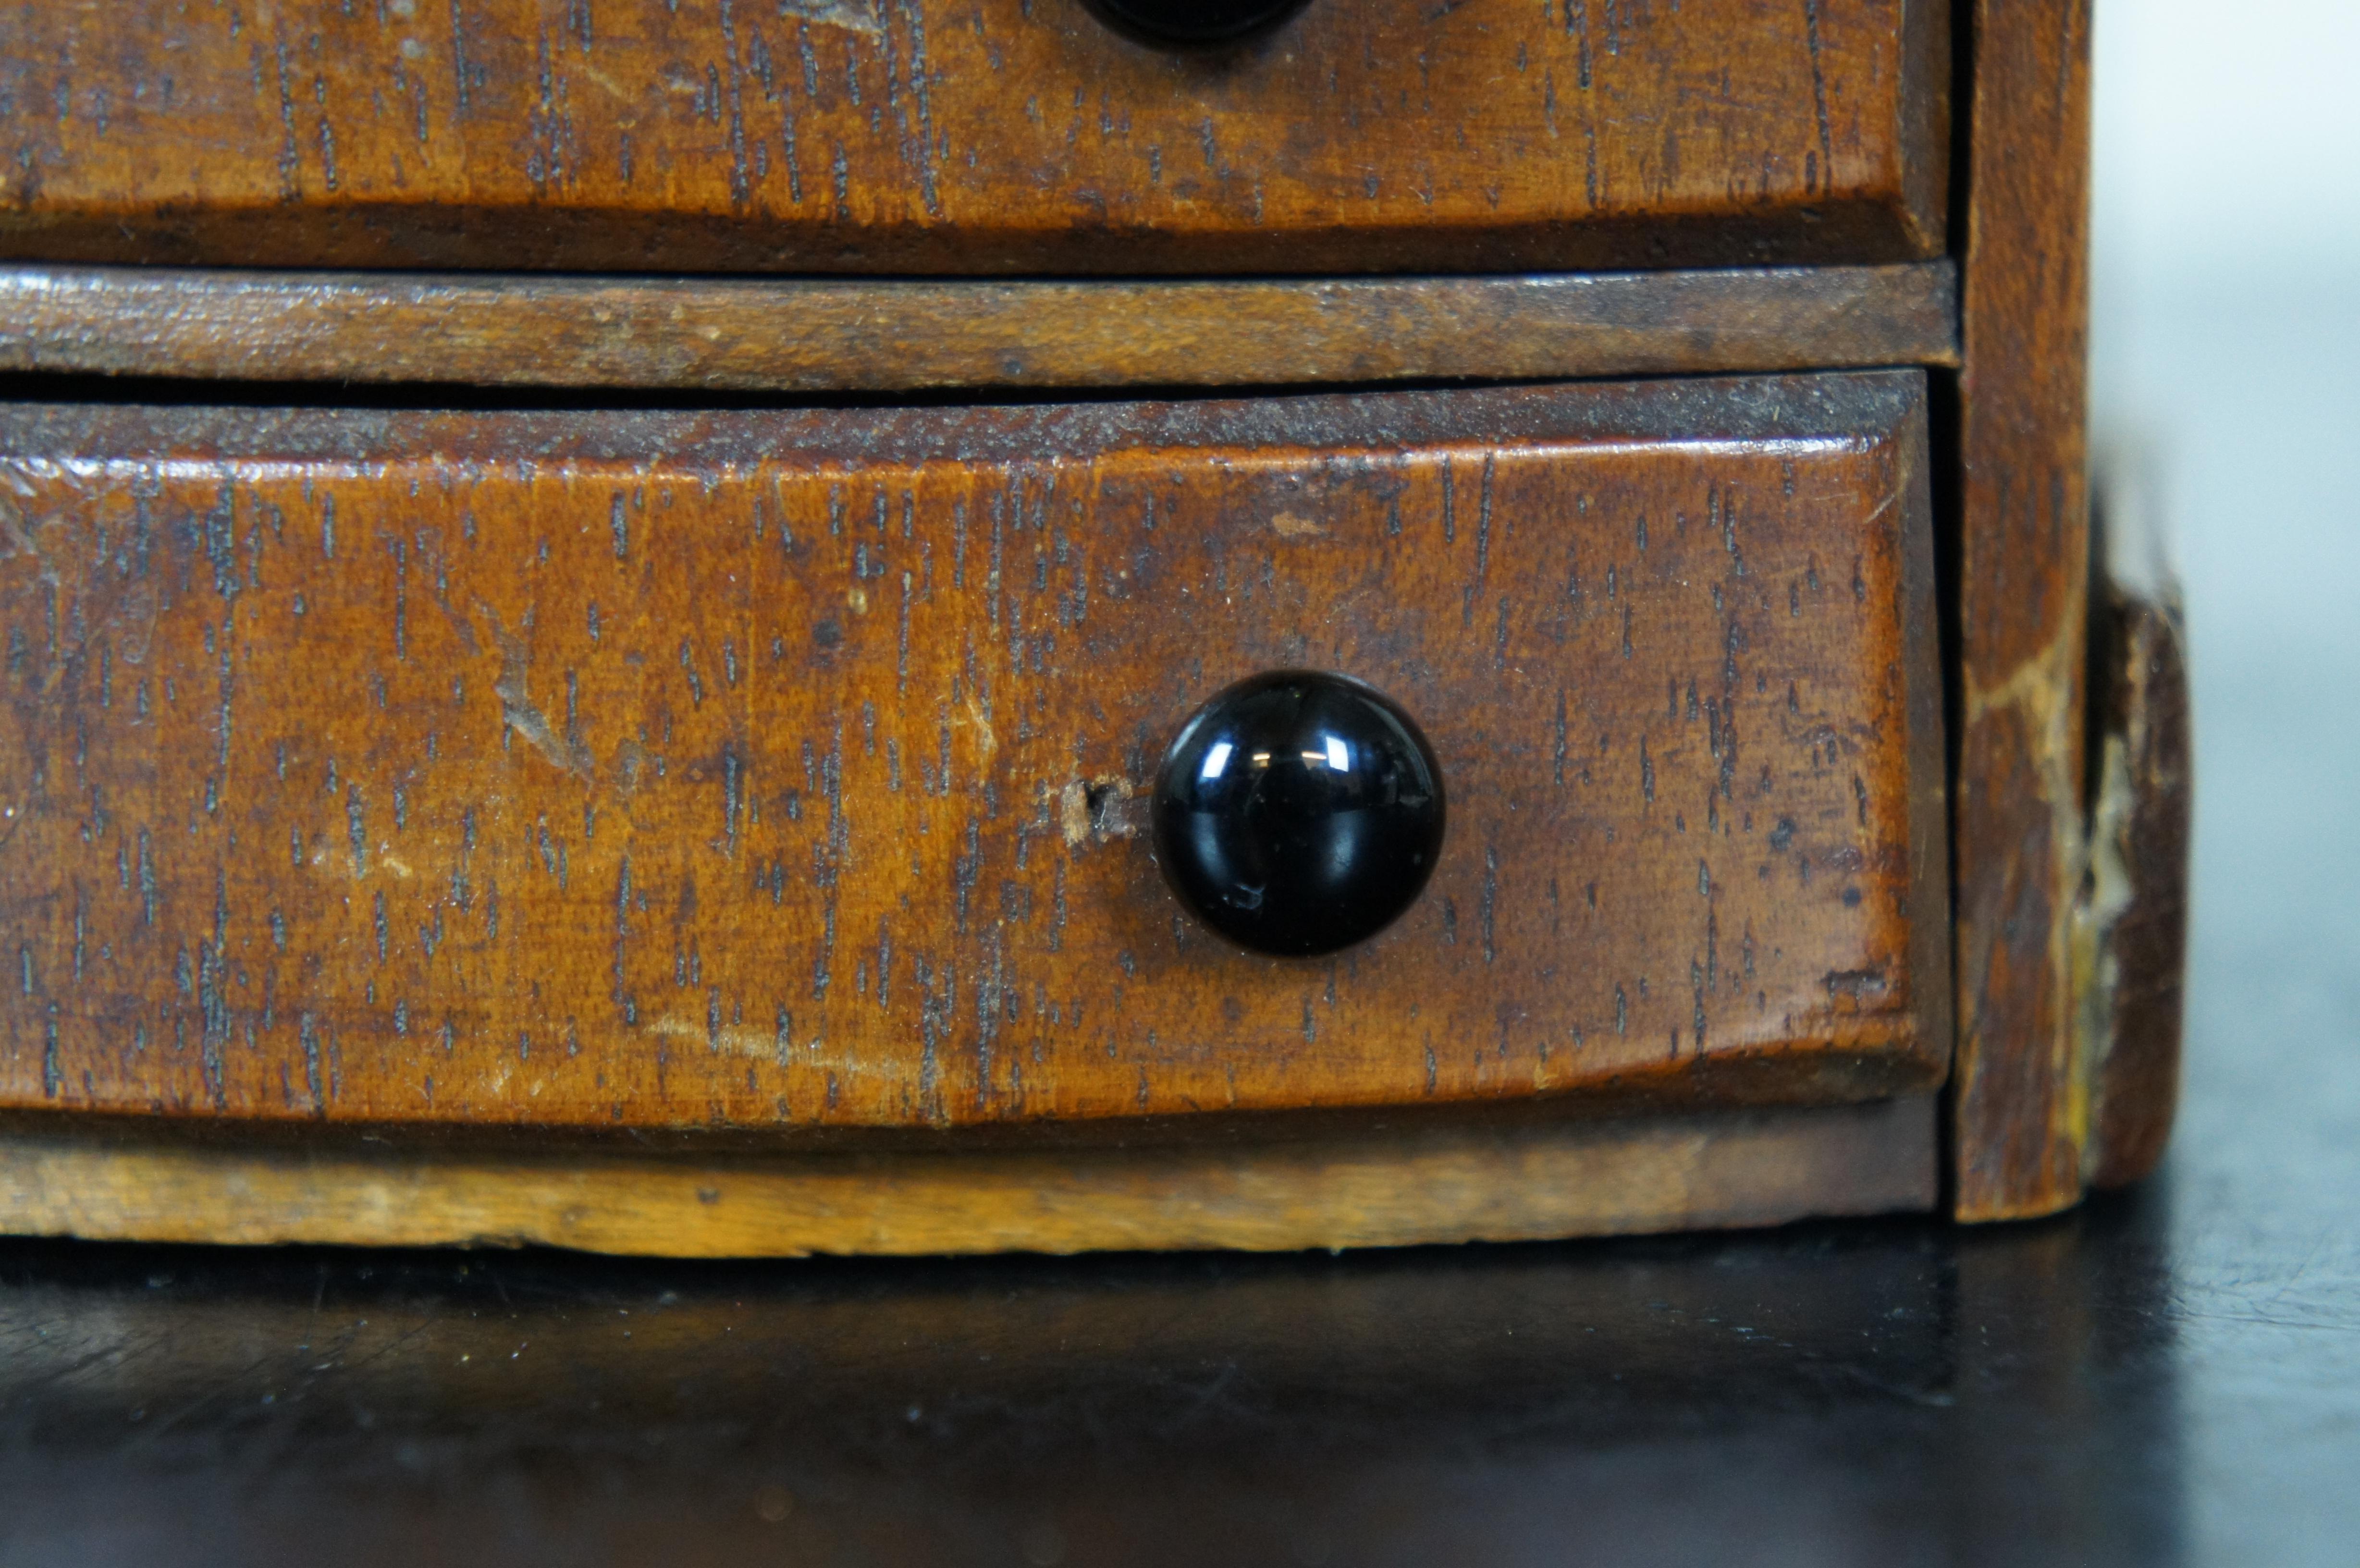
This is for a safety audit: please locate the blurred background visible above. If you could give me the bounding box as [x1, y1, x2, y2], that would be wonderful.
[2093, 2, 2360, 1556]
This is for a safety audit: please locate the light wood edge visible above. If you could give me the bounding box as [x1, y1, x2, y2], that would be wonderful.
[0, 262, 1960, 393]
[2077, 461, 2188, 1190]
[0, 1097, 1937, 1257]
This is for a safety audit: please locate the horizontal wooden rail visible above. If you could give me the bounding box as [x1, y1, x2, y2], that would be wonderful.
[0, 262, 1957, 395]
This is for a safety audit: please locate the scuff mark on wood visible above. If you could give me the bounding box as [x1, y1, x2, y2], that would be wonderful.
[485, 606, 595, 779]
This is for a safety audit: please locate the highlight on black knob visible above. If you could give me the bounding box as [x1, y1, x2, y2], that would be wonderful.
[1151, 671, 1445, 958]
[1083, 0, 1312, 49]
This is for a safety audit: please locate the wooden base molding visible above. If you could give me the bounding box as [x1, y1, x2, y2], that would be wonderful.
[0, 1098, 1936, 1257]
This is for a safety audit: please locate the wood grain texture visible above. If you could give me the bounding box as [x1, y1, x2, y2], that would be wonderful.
[0, 0, 1947, 275]
[2082, 475, 2186, 1191]
[1948, 0, 2092, 1220]
[0, 374, 1947, 1136]
[0, 262, 1963, 394]
[0, 1094, 1938, 1255]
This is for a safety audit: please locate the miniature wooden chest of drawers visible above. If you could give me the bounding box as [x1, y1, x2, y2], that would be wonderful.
[0, 0, 2181, 1254]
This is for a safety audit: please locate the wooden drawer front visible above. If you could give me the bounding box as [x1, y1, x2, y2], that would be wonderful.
[0, 0, 1946, 275]
[0, 375, 1944, 1134]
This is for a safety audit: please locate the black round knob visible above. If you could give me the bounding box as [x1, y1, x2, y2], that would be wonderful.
[1084, 0, 1311, 49]
[1152, 671, 1445, 957]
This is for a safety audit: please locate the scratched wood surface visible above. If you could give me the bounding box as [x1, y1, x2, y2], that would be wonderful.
[0, 0, 1949, 275]
[0, 1095, 1939, 1255]
[0, 262, 1963, 394]
[1948, 0, 2094, 1220]
[0, 374, 1947, 1135]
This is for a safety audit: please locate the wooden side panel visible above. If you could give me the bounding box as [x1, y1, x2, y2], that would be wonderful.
[0, 0, 1946, 275]
[1949, 0, 2093, 1220]
[0, 376, 1946, 1136]
[0, 1095, 1941, 1256]
[2083, 478, 2188, 1191]
[0, 262, 1964, 395]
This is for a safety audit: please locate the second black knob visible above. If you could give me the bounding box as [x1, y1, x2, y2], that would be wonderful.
[1084, 0, 1311, 49]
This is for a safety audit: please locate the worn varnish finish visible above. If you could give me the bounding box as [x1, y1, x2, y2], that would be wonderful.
[0, 1095, 1939, 1255]
[0, 0, 1948, 275]
[1949, 0, 2095, 1221]
[0, 374, 1946, 1135]
[0, 262, 1963, 395]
